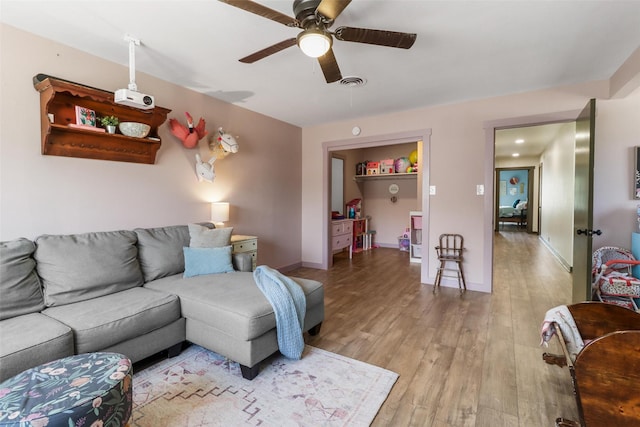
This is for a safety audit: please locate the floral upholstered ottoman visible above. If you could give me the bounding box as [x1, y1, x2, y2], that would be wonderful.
[0, 352, 132, 427]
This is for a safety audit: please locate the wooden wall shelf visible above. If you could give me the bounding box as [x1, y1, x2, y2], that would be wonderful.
[33, 74, 171, 164]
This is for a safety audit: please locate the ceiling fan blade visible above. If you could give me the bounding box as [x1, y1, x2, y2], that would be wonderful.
[239, 38, 297, 63]
[219, 0, 299, 27]
[318, 48, 342, 83]
[316, 0, 352, 21]
[334, 26, 417, 49]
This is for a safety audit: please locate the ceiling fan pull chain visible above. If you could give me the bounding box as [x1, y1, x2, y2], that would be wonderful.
[350, 85, 353, 108]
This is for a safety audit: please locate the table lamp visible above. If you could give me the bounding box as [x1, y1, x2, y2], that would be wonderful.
[211, 202, 229, 228]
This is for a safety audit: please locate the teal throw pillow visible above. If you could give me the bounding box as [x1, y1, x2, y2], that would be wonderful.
[183, 246, 234, 278]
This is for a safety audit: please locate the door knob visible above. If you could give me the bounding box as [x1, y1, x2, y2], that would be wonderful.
[576, 229, 602, 236]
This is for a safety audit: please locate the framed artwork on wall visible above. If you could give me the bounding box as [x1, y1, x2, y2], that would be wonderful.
[635, 146, 640, 199]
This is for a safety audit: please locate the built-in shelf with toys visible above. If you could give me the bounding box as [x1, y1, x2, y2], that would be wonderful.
[33, 74, 171, 164]
[353, 157, 419, 181]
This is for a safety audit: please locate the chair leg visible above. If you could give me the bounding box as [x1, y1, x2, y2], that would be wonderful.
[433, 261, 443, 293]
[458, 261, 467, 293]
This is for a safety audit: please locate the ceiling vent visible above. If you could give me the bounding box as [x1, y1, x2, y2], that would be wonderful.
[339, 76, 367, 87]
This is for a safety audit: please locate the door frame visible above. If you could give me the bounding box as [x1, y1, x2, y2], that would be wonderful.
[484, 110, 581, 291]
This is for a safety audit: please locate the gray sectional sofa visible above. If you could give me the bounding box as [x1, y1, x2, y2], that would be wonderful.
[0, 224, 324, 382]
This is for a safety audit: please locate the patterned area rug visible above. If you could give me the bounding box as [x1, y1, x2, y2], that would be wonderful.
[131, 345, 398, 426]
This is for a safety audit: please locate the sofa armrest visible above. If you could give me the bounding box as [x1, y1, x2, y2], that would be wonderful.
[233, 253, 253, 272]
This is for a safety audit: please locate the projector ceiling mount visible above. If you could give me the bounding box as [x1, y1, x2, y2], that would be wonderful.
[114, 35, 155, 110]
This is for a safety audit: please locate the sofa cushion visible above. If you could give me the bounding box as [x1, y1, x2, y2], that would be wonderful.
[42, 287, 181, 354]
[144, 272, 324, 341]
[0, 238, 44, 320]
[0, 313, 74, 382]
[188, 224, 233, 248]
[183, 246, 234, 277]
[135, 223, 215, 282]
[35, 230, 143, 306]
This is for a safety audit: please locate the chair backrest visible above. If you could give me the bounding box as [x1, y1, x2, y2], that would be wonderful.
[437, 234, 464, 259]
[592, 246, 636, 276]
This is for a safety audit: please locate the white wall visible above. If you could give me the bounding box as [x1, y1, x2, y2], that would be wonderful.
[538, 123, 577, 267]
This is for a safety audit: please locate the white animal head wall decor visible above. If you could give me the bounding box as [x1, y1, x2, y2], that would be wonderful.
[209, 127, 239, 159]
[195, 153, 216, 183]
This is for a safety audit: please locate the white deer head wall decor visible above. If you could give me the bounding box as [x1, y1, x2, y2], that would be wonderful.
[195, 153, 216, 183]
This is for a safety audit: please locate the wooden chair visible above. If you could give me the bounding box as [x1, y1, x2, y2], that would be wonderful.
[434, 234, 466, 293]
[541, 302, 640, 426]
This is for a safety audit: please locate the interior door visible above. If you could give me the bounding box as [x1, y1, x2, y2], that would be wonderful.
[572, 99, 597, 302]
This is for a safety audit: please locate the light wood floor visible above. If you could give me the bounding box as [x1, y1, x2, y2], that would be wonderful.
[290, 230, 579, 426]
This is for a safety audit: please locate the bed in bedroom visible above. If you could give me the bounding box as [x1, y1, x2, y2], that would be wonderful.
[498, 201, 528, 229]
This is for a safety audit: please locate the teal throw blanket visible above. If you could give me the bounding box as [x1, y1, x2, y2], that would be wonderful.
[253, 265, 306, 359]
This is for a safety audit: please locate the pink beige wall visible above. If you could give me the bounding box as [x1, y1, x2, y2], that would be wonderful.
[0, 24, 302, 270]
[301, 61, 640, 292]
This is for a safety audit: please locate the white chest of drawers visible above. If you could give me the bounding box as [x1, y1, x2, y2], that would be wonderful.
[332, 219, 353, 259]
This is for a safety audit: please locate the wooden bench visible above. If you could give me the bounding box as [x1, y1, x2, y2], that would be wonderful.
[542, 302, 640, 426]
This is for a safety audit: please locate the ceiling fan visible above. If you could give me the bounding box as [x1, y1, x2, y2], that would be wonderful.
[219, 0, 417, 83]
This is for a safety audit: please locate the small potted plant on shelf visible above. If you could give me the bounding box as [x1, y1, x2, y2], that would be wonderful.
[99, 115, 119, 134]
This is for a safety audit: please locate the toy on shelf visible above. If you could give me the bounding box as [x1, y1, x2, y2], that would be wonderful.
[356, 161, 368, 176]
[366, 161, 380, 175]
[346, 198, 362, 219]
[395, 157, 411, 173]
[380, 158, 395, 174]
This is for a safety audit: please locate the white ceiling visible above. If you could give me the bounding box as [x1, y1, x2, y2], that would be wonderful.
[1, 1, 639, 127]
[494, 123, 566, 161]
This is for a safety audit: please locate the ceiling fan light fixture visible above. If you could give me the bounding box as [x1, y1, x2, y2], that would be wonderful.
[297, 28, 332, 58]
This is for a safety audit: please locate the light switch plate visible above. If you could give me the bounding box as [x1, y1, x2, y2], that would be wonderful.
[429, 185, 436, 195]
[477, 184, 484, 195]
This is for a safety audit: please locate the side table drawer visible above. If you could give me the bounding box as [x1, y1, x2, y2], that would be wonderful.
[233, 239, 257, 253]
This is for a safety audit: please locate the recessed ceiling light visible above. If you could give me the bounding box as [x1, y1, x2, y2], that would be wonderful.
[515, 139, 524, 144]
[512, 153, 520, 157]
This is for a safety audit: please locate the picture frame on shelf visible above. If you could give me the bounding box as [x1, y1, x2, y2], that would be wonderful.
[75, 105, 96, 127]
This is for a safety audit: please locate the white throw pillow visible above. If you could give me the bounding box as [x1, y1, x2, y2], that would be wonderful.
[188, 223, 233, 248]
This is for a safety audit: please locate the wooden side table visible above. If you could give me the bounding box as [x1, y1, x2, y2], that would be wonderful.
[231, 235, 258, 270]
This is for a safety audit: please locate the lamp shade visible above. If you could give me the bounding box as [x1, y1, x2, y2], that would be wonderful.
[211, 202, 229, 223]
[297, 28, 332, 58]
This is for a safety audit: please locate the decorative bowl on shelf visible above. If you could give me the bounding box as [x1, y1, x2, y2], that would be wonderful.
[119, 122, 150, 138]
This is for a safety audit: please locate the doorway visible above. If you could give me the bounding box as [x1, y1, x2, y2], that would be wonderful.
[484, 110, 582, 290]
[322, 129, 431, 284]
[495, 167, 534, 233]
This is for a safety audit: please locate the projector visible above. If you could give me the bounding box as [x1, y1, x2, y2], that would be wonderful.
[114, 88, 155, 110]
